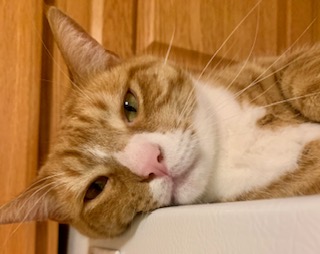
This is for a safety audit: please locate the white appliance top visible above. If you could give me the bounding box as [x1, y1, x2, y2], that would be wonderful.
[69, 195, 320, 254]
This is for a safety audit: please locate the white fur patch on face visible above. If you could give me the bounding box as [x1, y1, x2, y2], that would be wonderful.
[114, 130, 207, 205]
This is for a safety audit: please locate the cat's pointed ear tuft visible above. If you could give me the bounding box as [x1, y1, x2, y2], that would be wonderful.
[0, 179, 68, 224]
[46, 6, 121, 81]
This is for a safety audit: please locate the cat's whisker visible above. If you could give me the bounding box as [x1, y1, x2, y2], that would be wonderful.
[231, 18, 317, 100]
[202, 17, 317, 119]
[1, 182, 64, 251]
[11, 180, 63, 225]
[6, 182, 62, 232]
[176, 84, 196, 127]
[164, 27, 176, 65]
[197, 0, 262, 80]
[0, 173, 65, 211]
[212, 48, 307, 115]
[188, 3, 262, 124]
[225, 4, 260, 91]
[181, 94, 198, 126]
[163, 0, 176, 65]
[203, 39, 238, 81]
[248, 80, 277, 103]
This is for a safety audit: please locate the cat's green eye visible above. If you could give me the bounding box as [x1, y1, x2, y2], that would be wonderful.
[84, 176, 108, 201]
[124, 91, 138, 122]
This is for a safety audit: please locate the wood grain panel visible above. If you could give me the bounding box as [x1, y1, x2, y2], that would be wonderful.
[313, 0, 320, 42]
[136, 0, 155, 53]
[151, 0, 279, 61]
[102, 0, 137, 57]
[91, 0, 105, 44]
[0, 0, 42, 253]
[135, 0, 320, 70]
[279, 0, 314, 51]
[145, 42, 234, 74]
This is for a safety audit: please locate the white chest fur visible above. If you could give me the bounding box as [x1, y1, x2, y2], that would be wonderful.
[195, 81, 320, 202]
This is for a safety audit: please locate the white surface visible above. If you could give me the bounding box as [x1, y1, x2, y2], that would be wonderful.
[88, 195, 320, 254]
[67, 227, 89, 254]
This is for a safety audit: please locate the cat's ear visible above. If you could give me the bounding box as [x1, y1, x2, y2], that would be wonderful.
[46, 6, 121, 81]
[0, 179, 68, 224]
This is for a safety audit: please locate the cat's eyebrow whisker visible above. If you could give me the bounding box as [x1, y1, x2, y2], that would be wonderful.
[225, 4, 260, 91]
[198, 0, 262, 80]
[163, 0, 176, 65]
[164, 27, 176, 65]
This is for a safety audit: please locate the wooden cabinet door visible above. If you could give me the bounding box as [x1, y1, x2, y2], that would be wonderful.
[0, 1, 42, 254]
[98, 0, 320, 71]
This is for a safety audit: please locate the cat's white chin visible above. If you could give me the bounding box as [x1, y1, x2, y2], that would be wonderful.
[149, 155, 202, 206]
[149, 154, 213, 205]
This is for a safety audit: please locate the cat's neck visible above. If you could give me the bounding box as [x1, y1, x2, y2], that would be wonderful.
[192, 79, 235, 202]
[193, 78, 267, 202]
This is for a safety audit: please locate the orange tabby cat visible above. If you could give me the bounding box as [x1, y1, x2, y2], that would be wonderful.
[1, 6, 320, 238]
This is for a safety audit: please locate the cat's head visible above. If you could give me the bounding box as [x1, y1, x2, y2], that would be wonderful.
[0, 7, 215, 238]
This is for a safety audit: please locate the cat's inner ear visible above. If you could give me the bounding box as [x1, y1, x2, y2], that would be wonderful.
[46, 6, 121, 81]
[0, 178, 67, 224]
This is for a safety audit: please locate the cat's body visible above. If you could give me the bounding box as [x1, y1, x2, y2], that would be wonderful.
[1, 6, 320, 238]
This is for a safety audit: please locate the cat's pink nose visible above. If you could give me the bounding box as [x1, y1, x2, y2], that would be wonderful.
[133, 143, 168, 179]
